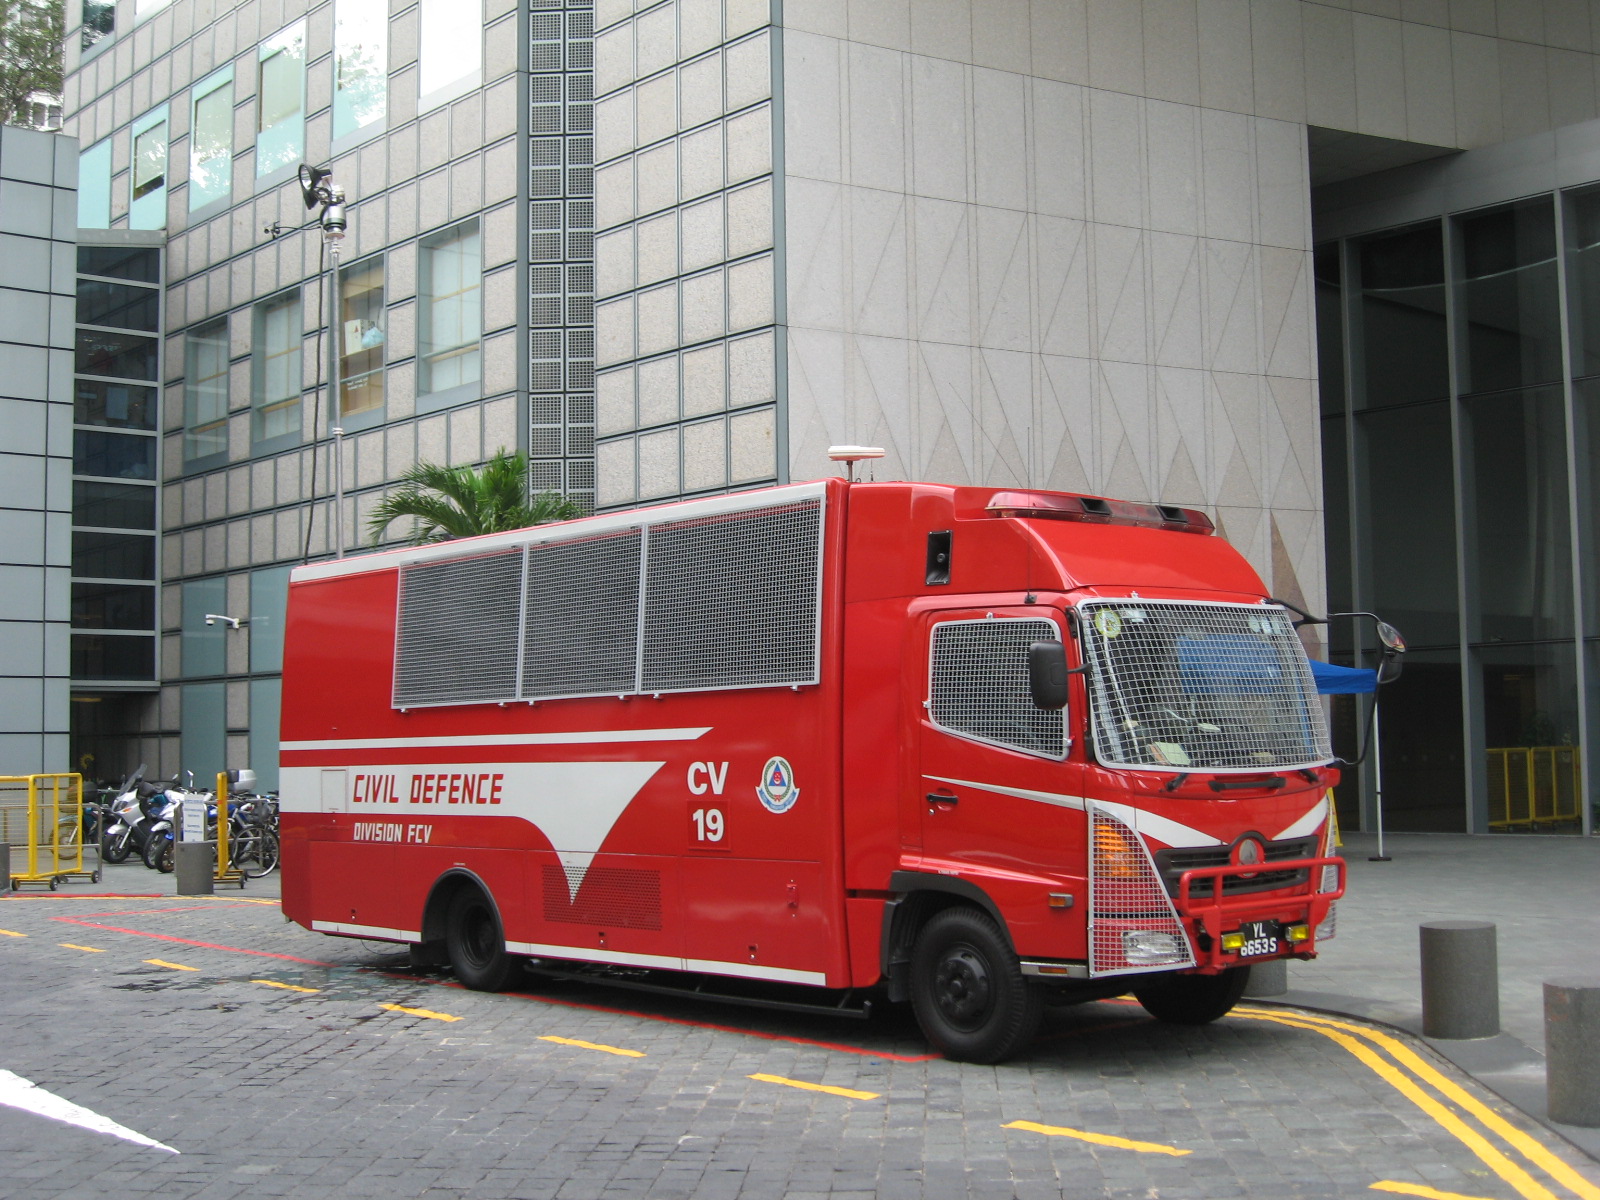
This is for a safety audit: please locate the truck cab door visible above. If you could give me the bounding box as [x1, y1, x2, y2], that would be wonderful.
[912, 608, 1086, 953]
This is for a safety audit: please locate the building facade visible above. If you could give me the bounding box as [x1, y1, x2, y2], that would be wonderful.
[56, 0, 1600, 834]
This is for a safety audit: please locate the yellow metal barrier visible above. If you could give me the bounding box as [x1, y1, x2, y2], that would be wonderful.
[214, 772, 244, 886]
[1487, 746, 1582, 830]
[1, 774, 98, 890]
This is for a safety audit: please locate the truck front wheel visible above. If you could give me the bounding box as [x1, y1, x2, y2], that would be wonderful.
[445, 887, 516, 991]
[910, 906, 1042, 1063]
[1133, 965, 1251, 1024]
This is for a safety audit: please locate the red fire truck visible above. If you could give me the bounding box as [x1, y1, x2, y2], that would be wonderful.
[280, 477, 1351, 1062]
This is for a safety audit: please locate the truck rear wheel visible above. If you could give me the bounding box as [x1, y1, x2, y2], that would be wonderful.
[1133, 965, 1251, 1024]
[445, 888, 516, 992]
[910, 906, 1042, 1063]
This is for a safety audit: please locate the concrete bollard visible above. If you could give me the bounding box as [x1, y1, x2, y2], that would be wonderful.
[175, 841, 214, 896]
[1545, 978, 1600, 1127]
[1420, 920, 1499, 1039]
[1242, 959, 1288, 997]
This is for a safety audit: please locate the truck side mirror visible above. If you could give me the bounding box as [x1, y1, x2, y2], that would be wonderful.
[1028, 641, 1071, 710]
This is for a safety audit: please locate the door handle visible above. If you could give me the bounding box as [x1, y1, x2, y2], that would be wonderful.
[926, 790, 959, 808]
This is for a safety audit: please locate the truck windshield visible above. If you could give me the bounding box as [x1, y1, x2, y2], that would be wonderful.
[1077, 600, 1331, 773]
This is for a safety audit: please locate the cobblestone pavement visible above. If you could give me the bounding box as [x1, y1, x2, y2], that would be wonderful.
[0, 894, 1596, 1200]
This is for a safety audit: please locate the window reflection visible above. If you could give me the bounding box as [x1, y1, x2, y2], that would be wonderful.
[1357, 222, 1449, 409]
[1457, 199, 1561, 395]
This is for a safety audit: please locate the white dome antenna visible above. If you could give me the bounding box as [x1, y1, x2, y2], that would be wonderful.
[827, 445, 885, 482]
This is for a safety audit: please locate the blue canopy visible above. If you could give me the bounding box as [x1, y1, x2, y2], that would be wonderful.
[1176, 634, 1283, 695]
[1310, 659, 1377, 695]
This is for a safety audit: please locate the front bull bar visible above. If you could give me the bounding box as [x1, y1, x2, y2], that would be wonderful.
[1176, 855, 1346, 971]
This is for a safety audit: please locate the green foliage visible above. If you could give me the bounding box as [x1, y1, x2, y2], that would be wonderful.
[0, 0, 64, 128]
[366, 448, 581, 546]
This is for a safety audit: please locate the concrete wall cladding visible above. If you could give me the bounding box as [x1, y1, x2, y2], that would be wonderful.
[0, 128, 77, 775]
[773, 0, 1600, 623]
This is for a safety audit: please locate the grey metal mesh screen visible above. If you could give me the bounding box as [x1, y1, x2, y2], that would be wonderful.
[1089, 806, 1195, 977]
[393, 551, 524, 706]
[639, 500, 822, 692]
[521, 530, 642, 698]
[1078, 601, 1331, 772]
[928, 618, 1064, 758]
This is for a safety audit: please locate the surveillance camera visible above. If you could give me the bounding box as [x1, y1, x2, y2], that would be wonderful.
[204, 617, 215, 626]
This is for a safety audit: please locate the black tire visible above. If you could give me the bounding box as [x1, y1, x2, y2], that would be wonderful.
[910, 906, 1042, 1064]
[154, 840, 174, 874]
[445, 887, 516, 992]
[233, 829, 278, 878]
[1133, 966, 1251, 1025]
[141, 833, 167, 870]
[101, 832, 131, 864]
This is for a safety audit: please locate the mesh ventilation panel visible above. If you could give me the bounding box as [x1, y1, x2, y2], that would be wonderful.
[929, 618, 1064, 758]
[521, 529, 642, 699]
[393, 551, 523, 706]
[542, 866, 662, 929]
[639, 500, 822, 693]
[1079, 601, 1331, 772]
[1089, 806, 1195, 978]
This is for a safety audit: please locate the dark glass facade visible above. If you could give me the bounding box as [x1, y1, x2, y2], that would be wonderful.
[1319, 193, 1597, 836]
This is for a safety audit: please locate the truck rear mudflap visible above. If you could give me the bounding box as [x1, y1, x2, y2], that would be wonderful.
[1175, 856, 1346, 973]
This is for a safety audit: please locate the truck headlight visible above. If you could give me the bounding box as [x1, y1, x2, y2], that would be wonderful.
[1122, 931, 1187, 964]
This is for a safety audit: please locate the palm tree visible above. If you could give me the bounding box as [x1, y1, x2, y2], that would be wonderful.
[366, 448, 581, 546]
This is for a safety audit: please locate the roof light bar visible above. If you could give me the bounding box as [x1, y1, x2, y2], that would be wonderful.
[984, 491, 1215, 535]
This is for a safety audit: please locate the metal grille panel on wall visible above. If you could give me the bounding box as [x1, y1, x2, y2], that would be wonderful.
[928, 618, 1065, 759]
[392, 488, 826, 708]
[529, 0, 595, 512]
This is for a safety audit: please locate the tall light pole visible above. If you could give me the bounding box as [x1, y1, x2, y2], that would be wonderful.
[298, 164, 349, 558]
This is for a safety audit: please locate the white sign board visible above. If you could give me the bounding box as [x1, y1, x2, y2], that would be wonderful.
[180, 795, 207, 842]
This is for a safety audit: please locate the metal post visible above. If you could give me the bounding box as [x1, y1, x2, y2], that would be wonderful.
[1370, 697, 1390, 861]
[1545, 977, 1600, 1126]
[328, 227, 345, 559]
[1420, 920, 1499, 1039]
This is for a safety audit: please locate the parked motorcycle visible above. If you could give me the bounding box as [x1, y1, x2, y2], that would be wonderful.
[141, 773, 214, 874]
[99, 765, 151, 865]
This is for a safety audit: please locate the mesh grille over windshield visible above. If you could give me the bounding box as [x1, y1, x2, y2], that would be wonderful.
[1078, 600, 1331, 772]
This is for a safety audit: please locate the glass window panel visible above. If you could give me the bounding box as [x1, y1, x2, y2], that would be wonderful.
[182, 577, 228, 677]
[334, 0, 387, 139]
[73, 481, 156, 529]
[1568, 189, 1600, 381]
[1356, 222, 1449, 409]
[76, 330, 158, 380]
[190, 72, 234, 210]
[74, 380, 157, 430]
[77, 140, 111, 229]
[72, 583, 155, 630]
[82, 0, 114, 50]
[1321, 416, 1352, 657]
[1315, 243, 1345, 417]
[1355, 400, 1459, 647]
[181, 682, 227, 781]
[1480, 644, 1582, 834]
[77, 279, 159, 331]
[257, 24, 306, 175]
[249, 565, 293, 673]
[339, 257, 385, 416]
[72, 634, 156, 681]
[1373, 647, 1465, 832]
[185, 319, 230, 461]
[1464, 387, 1573, 642]
[249, 678, 282, 792]
[74, 430, 157, 479]
[132, 120, 166, 199]
[420, 223, 481, 395]
[1580, 380, 1600, 634]
[72, 531, 155, 579]
[1457, 199, 1561, 395]
[418, 0, 480, 97]
[254, 294, 301, 442]
[78, 245, 159, 283]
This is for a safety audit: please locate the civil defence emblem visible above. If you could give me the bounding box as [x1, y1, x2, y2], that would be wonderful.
[756, 756, 799, 813]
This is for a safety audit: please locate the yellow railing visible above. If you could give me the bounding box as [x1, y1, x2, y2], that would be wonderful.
[1, 774, 97, 890]
[1486, 746, 1582, 830]
[215, 772, 244, 885]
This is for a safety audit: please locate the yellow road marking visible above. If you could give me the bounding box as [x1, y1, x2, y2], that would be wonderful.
[145, 959, 199, 972]
[0, 929, 26, 937]
[58, 943, 104, 952]
[747, 1073, 879, 1101]
[539, 1035, 644, 1058]
[380, 1003, 459, 1022]
[1371, 1182, 1496, 1200]
[1239, 1012, 1557, 1200]
[1237, 1007, 1600, 1200]
[252, 979, 319, 993]
[1003, 1119, 1190, 1157]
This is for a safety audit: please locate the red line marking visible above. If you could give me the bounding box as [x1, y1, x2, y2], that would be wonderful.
[364, 972, 937, 1062]
[5, 893, 164, 900]
[49, 918, 337, 966]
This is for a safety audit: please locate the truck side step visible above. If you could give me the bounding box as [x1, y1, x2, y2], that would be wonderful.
[520, 961, 875, 1021]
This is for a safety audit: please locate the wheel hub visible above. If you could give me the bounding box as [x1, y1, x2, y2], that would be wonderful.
[934, 945, 993, 1029]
